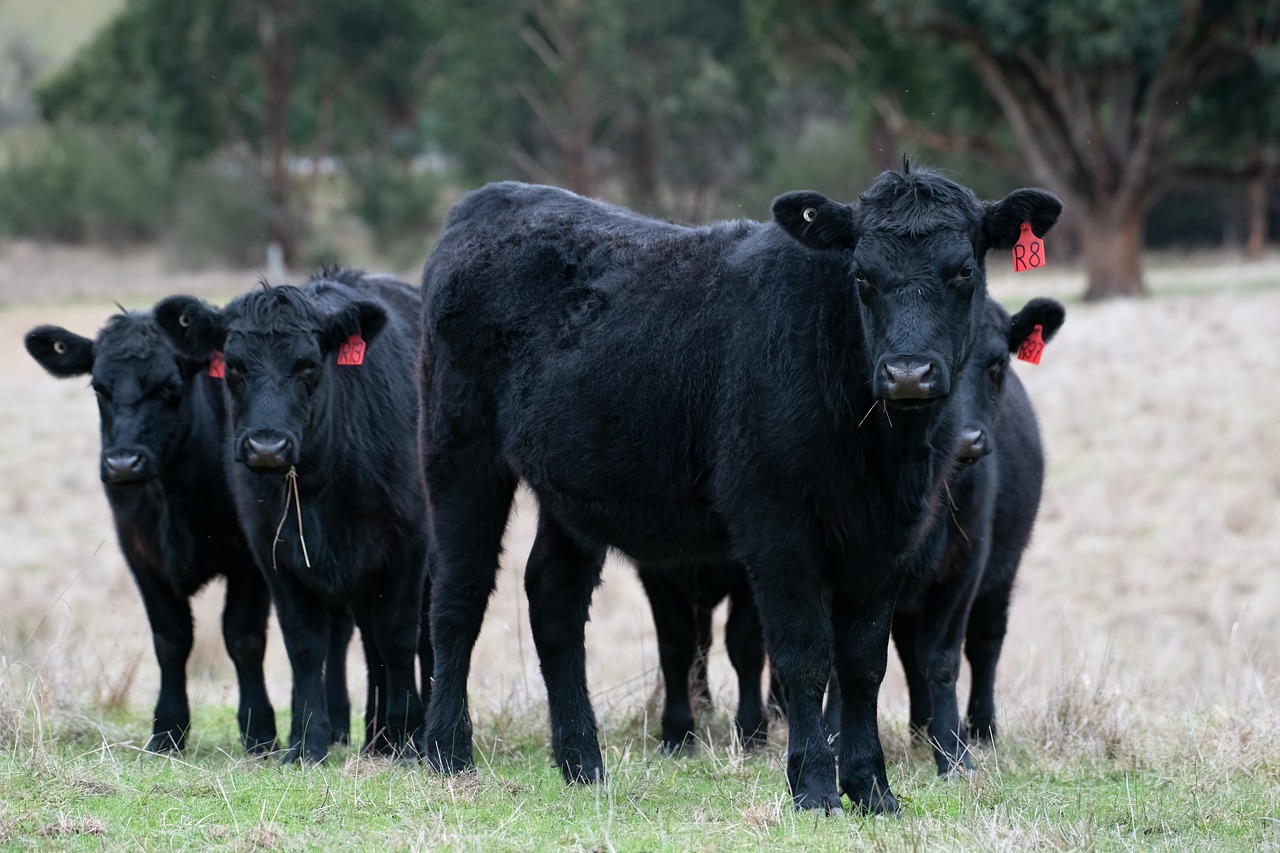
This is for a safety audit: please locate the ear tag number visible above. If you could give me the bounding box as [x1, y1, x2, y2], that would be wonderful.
[208, 351, 226, 378]
[337, 331, 366, 366]
[1012, 222, 1045, 272]
[1017, 324, 1045, 365]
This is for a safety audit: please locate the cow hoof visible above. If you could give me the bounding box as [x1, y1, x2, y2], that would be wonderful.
[560, 755, 605, 784]
[967, 721, 997, 743]
[848, 789, 899, 816]
[244, 735, 278, 756]
[144, 732, 184, 754]
[331, 729, 350, 746]
[793, 788, 844, 814]
[659, 739, 687, 755]
[426, 742, 473, 774]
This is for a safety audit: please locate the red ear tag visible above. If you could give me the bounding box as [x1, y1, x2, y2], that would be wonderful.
[208, 351, 226, 378]
[336, 332, 366, 366]
[1017, 323, 1045, 364]
[1012, 222, 1046, 272]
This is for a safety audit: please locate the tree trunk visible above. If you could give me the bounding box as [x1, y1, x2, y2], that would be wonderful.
[1246, 170, 1269, 260]
[259, 3, 295, 267]
[1082, 202, 1146, 301]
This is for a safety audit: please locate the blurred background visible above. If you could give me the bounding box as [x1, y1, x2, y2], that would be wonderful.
[0, 0, 1276, 299]
[1, 0, 1279, 747]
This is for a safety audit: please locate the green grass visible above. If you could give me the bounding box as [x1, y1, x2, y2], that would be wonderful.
[3, 702, 1279, 851]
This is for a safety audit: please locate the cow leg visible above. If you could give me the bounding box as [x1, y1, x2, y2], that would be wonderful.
[269, 570, 332, 764]
[725, 575, 767, 749]
[418, 569, 434, 710]
[831, 585, 900, 815]
[691, 604, 714, 714]
[525, 512, 606, 783]
[637, 566, 699, 752]
[360, 556, 426, 759]
[326, 610, 354, 745]
[821, 668, 841, 744]
[744, 541, 839, 813]
[891, 611, 932, 741]
[423, 468, 516, 774]
[132, 570, 193, 753]
[220, 566, 277, 754]
[965, 581, 1013, 744]
[360, 627, 393, 756]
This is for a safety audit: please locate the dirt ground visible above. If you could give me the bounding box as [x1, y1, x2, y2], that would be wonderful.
[2, 240, 1279, 743]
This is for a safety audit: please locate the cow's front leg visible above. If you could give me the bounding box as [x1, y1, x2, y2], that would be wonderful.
[744, 539, 839, 813]
[269, 571, 332, 764]
[831, 583, 900, 814]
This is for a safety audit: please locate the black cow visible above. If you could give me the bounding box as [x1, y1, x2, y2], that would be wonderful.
[155, 268, 430, 764]
[24, 310, 352, 754]
[418, 166, 1061, 813]
[821, 296, 1065, 775]
[636, 560, 767, 752]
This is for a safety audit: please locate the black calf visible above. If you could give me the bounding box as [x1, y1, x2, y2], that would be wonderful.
[156, 268, 430, 764]
[25, 312, 285, 753]
[419, 167, 1061, 812]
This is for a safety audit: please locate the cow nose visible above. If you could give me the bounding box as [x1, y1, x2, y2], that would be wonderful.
[881, 357, 940, 401]
[957, 429, 989, 465]
[243, 436, 291, 469]
[101, 452, 147, 483]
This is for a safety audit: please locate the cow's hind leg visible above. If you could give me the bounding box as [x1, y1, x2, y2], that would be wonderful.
[637, 566, 699, 753]
[525, 511, 606, 783]
[423, 466, 516, 774]
[133, 569, 194, 753]
[221, 566, 277, 754]
[725, 574, 767, 749]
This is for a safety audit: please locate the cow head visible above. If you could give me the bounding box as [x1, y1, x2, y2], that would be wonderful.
[25, 313, 205, 485]
[156, 281, 387, 473]
[954, 297, 1065, 464]
[772, 162, 1062, 413]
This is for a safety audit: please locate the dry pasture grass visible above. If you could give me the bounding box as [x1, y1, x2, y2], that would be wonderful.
[1, 242, 1278, 782]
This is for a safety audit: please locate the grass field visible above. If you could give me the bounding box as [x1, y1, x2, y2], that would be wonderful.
[2, 245, 1280, 849]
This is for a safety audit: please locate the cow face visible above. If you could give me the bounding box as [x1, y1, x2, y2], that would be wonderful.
[773, 165, 1061, 413]
[954, 298, 1065, 464]
[25, 315, 201, 485]
[156, 286, 387, 473]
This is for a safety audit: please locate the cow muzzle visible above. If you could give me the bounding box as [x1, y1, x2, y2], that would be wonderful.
[956, 428, 990, 465]
[240, 432, 296, 471]
[100, 449, 151, 484]
[876, 356, 949, 405]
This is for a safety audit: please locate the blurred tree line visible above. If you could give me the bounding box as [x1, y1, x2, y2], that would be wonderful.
[0, 0, 1276, 298]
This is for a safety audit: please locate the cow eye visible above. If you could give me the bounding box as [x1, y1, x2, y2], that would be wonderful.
[855, 270, 869, 286]
[958, 265, 974, 281]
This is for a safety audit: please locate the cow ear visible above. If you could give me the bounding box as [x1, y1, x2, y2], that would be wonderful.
[154, 295, 226, 358]
[320, 300, 388, 354]
[984, 189, 1062, 250]
[1008, 297, 1065, 352]
[25, 325, 95, 377]
[772, 191, 857, 251]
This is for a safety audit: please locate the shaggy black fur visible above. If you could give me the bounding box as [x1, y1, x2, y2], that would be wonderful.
[24, 310, 352, 755]
[155, 270, 430, 764]
[822, 297, 1065, 776]
[418, 166, 1061, 813]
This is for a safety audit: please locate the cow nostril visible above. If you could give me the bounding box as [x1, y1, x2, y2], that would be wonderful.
[102, 452, 147, 482]
[244, 436, 291, 468]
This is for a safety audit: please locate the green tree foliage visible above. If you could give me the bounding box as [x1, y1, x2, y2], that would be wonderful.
[430, 0, 769, 218]
[38, 0, 440, 262]
[751, 0, 1280, 300]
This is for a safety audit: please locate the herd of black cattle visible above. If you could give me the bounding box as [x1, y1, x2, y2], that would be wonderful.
[24, 162, 1065, 815]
